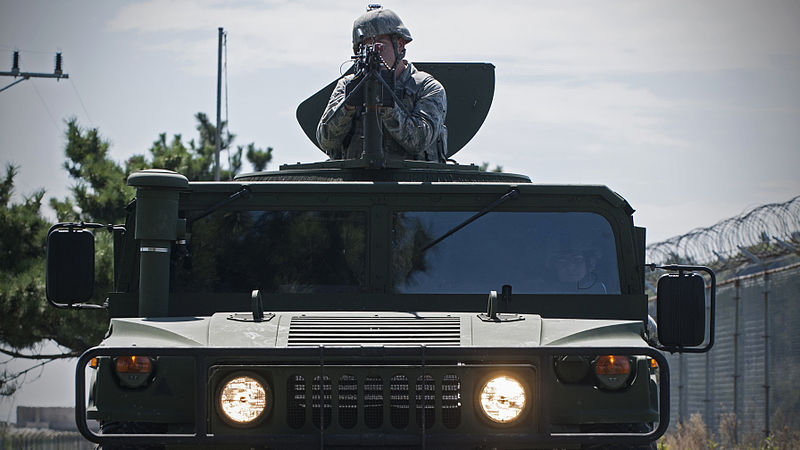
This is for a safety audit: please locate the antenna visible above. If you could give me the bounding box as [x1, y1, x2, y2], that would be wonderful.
[215, 27, 224, 181]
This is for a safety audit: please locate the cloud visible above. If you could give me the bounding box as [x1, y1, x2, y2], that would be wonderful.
[490, 79, 688, 150]
[107, 0, 354, 73]
[106, 0, 800, 77]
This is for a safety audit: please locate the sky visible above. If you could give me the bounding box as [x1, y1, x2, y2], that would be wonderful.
[1, 0, 799, 422]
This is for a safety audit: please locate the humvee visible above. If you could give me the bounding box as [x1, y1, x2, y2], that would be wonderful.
[46, 63, 714, 448]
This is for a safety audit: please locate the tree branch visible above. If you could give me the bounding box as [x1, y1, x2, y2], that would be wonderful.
[2, 358, 56, 382]
[0, 346, 79, 359]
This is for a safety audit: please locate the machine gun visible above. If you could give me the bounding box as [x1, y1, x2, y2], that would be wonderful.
[333, 37, 409, 168]
[346, 42, 395, 108]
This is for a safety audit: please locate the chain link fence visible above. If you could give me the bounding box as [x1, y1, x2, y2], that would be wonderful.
[0, 425, 93, 450]
[646, 195, 800, 442]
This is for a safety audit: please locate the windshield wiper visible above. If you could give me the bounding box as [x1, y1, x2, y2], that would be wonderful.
[187, 185, 251, 227]
[422, 187, 520, 251]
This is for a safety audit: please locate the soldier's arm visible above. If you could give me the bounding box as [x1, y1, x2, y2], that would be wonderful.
[380, 77, 446, 159]
[316, 77, 358, 158]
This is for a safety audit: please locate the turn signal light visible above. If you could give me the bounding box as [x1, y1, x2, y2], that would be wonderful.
[593, 355, 632, 390]
[115, 355, 152, 373]
[113, 356, 154, 389]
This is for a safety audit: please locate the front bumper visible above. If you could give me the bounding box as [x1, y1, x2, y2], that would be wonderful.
[76, 346, 669, 448]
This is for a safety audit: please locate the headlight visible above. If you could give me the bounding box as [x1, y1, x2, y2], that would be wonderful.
[593, 355, 632, 390]
[479, 375, 527, 424]
[218, 374, 271, 426]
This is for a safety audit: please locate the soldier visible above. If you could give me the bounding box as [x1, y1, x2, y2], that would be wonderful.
[316, 5, 448, 162]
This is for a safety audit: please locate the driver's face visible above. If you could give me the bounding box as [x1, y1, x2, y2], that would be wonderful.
[554, 253, 588, 283]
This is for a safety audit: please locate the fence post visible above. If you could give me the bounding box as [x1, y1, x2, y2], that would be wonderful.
[705, 282, 712, 431]
[678, 352, 686, 424]
[733, 278, 740, 444]
[763, 270, 770, 438]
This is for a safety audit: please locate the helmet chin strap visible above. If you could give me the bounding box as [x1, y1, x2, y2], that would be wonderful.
[390, 35, 405, 71]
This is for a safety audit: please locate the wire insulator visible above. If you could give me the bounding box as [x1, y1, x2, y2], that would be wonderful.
[12, 51, 19, 72]
[55, 52, 63, 75]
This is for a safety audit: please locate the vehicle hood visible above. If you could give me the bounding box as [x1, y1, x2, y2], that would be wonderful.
[102, 311, 644, 348]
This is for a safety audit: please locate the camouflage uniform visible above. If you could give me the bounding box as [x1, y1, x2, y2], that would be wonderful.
[316, 63, 447, 162]
[316, 6, 447, 162]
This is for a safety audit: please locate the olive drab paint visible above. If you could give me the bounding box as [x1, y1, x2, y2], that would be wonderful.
[46, 45, 714, 447]
[127, 169, 188, 317]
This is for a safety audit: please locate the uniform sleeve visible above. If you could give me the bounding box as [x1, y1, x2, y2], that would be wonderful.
[380, 76, 447, 160]
[316, 76, 357, 159]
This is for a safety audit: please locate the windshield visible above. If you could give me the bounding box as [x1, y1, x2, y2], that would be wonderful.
[392, 211, 621, 294]
[172, 210, 366, 293]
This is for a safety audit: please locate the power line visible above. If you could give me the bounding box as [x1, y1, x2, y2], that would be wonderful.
[0, 44, 61, 54]
[69, 78, 93, 125]
[29, 79, 61, 131]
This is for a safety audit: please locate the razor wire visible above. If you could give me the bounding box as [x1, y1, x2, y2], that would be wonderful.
[646, 195, 800, 266]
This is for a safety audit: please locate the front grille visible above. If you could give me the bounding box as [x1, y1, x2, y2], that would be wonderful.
[287, 316, 461, 346]
[287, 372, 462, 430]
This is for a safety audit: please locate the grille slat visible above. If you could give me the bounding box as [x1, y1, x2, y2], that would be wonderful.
[364, 376, 384, 428]
[311, 375, 332, 430]
[415, 374, 436, 429]
[442, 374, 462, 428]
[288, 316, 460, 347]
[338, 375, 358, 429]
[390, 375, 410, 429]
[287, 375, 306, 429]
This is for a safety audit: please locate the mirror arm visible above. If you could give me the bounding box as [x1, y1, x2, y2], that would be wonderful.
[646, 263, 716, 353]
[47, 298, 107, 310]
[48, 221, 126, 235]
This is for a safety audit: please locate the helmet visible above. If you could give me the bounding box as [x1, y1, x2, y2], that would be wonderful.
[352, 5, 412, 53]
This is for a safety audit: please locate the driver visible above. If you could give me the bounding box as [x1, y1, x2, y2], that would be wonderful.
[316, 5, 448, 162]
[545, 236, 608, 294]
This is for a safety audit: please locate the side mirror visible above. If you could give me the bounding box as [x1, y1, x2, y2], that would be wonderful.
[46, 224, 105, 309]
[652, 265, 715, 353]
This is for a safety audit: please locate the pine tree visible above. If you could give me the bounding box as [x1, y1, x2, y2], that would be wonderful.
[0, 114, 274, 396]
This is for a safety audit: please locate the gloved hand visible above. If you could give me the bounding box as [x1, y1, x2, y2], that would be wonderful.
[344, 74, 365, 108]
[378, 69, 395, 108]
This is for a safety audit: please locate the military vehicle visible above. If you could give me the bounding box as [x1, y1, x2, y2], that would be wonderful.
[46, 61, 714, 449]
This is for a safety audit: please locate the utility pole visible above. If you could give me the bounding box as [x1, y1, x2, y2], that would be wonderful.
[0, 51, 69, 93]
[215, 28, 224, 181]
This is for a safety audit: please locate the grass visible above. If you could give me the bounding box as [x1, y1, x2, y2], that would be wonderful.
[658, 413, 800, 449]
